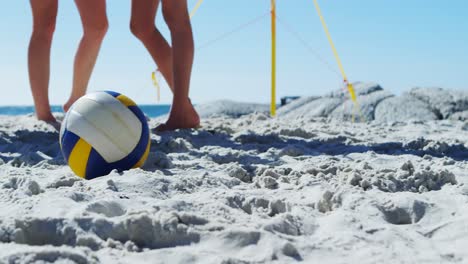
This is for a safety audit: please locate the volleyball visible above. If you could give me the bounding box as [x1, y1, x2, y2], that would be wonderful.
[59, 91, 151, 179]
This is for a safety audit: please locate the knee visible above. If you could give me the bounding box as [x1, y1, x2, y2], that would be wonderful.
[83, 19, 108, 40]
[32, 20, 56, 41]
[130, 20, 153, 41]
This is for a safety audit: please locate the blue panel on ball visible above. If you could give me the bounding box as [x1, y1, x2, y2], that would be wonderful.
[60, 130, 80, 162]
[104, 91, 121, 98]
[85, 148, 113, 180]
[128, 105, 148, 127]
[84, 127, 149, 179]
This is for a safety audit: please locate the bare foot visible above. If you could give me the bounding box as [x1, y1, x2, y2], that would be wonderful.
[45, 120, 61, 131]
[35, 112, 60, 131]
[154, 98, 200, 132]
[37, 112, 57, 123]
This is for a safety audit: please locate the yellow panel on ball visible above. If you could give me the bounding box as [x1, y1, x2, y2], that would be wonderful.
[68, 138, 92, 179]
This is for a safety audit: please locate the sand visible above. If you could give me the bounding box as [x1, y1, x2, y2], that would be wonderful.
[0, 88, 468, 263]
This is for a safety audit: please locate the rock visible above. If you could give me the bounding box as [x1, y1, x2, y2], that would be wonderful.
[277, 84, 467, 122]
[374, 95, 438, 123]
[331, 90, 394, 121]
[279, 97, 343, 119]
[327, 82, 384, 98]
[195, 100, 269, 118]
[409, 87, 468, 119]
[276, 96, 319, 116]
[278, 83, 390, 121]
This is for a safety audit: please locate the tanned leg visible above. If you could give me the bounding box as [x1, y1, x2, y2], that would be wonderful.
[158, 0, 199, 131]
[28, 0, 58, 122]
[63, 0, 108, 112]
[130, 0, 174, 91]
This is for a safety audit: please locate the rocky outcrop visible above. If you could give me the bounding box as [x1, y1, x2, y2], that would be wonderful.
[374, 95, 438, 123]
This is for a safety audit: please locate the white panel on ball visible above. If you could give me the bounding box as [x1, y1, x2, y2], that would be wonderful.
[66, 94, 142, 163]
[66, 109, 127, 162]
[85, 92, 142, 137]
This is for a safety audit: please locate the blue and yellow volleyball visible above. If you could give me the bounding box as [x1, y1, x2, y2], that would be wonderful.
[59, 91, 151, 179]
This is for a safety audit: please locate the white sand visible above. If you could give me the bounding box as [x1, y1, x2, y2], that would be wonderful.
[0, 109, 467, 263]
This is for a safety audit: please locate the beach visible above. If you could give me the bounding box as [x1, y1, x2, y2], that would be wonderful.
[0, 85, 468, 263]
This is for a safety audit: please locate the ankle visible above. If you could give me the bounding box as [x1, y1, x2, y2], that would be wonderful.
[36, 112, 56, 122]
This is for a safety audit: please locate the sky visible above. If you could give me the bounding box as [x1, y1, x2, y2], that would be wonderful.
[0, 0, 467, 106]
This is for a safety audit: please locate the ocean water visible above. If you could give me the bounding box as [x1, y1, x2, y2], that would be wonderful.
[0, 105, 171, 118]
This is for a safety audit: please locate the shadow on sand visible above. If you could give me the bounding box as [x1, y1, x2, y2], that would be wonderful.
[0, 128, 466, 169]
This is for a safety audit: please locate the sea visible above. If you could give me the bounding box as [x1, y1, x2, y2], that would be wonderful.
[0, 105, 171, 118]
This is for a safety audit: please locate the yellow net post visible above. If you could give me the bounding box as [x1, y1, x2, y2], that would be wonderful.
[270, 0, 277, 117]
[312, 0, 363, 122]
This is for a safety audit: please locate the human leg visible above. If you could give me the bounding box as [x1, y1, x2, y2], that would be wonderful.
[63, 0, 108, 112]
[158, 0, 199, 130]
[28, 0, 58, 121]
[130, 0, 175, 91]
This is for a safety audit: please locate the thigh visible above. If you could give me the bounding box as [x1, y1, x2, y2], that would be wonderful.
[130, 0, 159, 26]
[161, 0, 188, 17]
[161, 0, 190, 25]
[74, 0, 108, 29]
[30, 0, 58, 29]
